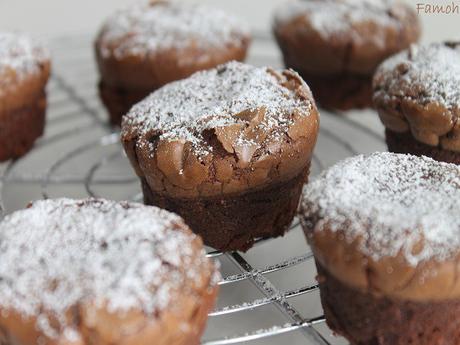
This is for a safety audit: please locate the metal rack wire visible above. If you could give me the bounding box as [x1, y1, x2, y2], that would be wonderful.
[0, 33, 387, 345]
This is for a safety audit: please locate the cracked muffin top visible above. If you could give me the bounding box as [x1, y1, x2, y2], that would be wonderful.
[121, 61, 319, 198]
[373, 42, 460, 152]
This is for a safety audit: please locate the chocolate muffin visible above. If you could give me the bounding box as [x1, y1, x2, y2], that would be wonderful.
[95, 1, 250, 126]
[374, 42, 460, 164]
[300, 152, 460, 345]
[0, 32, 50, 161]
[273, 0, 420, 110]
[121, 61, 320, 252]
[0, 198, 219, 345]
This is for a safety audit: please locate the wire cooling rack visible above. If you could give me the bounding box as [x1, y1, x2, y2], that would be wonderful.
[0, 33, 387, 345]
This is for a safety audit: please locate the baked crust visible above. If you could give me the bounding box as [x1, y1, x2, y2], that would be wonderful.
[95, 1, 250, 125]
[121, 62, 319, 199]
[274, 0, 420, 75]
[122, 62, 319, 251]
[273, 0, 420, 110]
[0, 92, 46, 161]
[0, 198, 219, 345]
[0, 32, 50, 113]
[0, 32, 50, 161]
[95, 36, 249, 92]
[374, 42, 460, 153]
[300, 153, 460, 301]
[386, 128, 460, 164]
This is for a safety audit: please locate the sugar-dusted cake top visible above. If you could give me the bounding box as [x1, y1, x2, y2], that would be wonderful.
[0, 32, 49, 87]
[0, 198, 217, 339]
[374, 42, 460, 110]
[301, 152, 460, 266]
[122, 61, 315, 156]
[275, 0, 412, 41]
[97, 1, 249, 58]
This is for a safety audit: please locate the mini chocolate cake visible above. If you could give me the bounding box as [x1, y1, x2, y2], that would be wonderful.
[273, 0, 420, 110]
[299, 152, 460, 345]
[0, 32, 50, 161]
[121, 61, 320, 252]
[0, 198, 218, 345]
[95, 1, 250, 126]
[374, 42, 460, 164]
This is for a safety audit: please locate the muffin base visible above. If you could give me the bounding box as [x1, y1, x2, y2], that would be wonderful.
[142, 167, 310, 252]
[0, 93, 46, 162]
[316, 262, 460, 345]
[385, 129, 460, 164]
[290, 69, 373, 111]
[99, 81, 152, 126]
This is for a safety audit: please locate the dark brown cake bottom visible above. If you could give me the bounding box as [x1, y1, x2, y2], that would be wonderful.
[316, 262, 460, 345]
[386, 129, 460, 164]
[0, 326, 7, 345]
[0, 93, 46, 162]
[142, 167, 309, 252]
[291, 69, 373, 111]
[99, 81, 152, 126]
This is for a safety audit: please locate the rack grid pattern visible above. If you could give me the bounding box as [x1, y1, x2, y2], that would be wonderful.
[0, 33, 387, 345]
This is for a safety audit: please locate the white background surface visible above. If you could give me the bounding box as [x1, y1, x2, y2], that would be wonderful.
[0, 0, 459, 42]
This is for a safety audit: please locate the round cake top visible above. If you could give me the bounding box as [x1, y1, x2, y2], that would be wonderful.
[373, 42, 460, 152]
[97, 1, 250, 59]
[122, 61, 315, 156]
[301, 152, 460, 267]
[0, 198, 217, 339]
[0, 32, 49, 93]
[122, 61, 318, 198]
[274, 0, 409, 40]
[374, 42, 460, 111]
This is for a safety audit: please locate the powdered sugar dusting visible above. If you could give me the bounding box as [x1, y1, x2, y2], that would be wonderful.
[275, 0, 402, 44]
[375, 43, 460, 109]
[0, 198, 215, 338]
[0, 32, 49, 83]
[301, 153, 460, 266]
[98, 1, 249, 59]
[122, 61, 313, 155]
